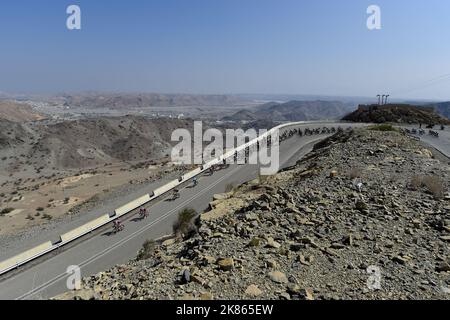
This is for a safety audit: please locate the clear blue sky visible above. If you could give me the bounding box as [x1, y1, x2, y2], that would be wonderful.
[1, 0, 450, 100]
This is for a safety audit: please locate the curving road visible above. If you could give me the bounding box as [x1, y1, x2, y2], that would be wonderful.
[0, 121, 447, 300]
[401, 124, 450, 158]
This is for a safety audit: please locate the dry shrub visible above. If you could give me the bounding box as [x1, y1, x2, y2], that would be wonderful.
[409, 175, 422, 191]
[348, 168, 362, 179]
[0, 207, 14, 215]
[225, 183, 235, 193]
[367, 124, 398, 132]
[422, 175, 445, 199]
[173, 208, 198, 238]
[136, 239, 156, 261]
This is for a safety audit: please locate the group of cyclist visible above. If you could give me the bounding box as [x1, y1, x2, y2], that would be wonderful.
[112, 219, 124, 233]
[112, 167, 218, 233]
[139, 207, 149, 219]
[112, 207, 149, 234]
[419, 123, 446, 130]
[172, 176, 198, 200]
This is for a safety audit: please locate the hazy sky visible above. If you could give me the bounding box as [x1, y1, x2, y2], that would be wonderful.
[1, 0, 450, 100]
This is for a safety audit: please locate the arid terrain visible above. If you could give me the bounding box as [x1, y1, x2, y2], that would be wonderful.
[0, 114, 198, 237]
[0, 158, 192, 238]
[3, 0, 450, 305]
[0, 101, 45, 122]
[56, 127, 450, 300]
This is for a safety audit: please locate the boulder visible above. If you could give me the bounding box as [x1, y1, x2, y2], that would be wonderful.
[266, 237, 281, 249]
[200, 292, 214, 300]
[330, 170, 338, 178]
[244, 284, 263, 297]
[299, 288, 314, 300]
[248, 237, 261, 247]
[266, 259, 278, 269]
[436, 261, 450, 272]
[53, 288, 97, 300]
[268, 271, 288, 284]
[162, 238, 176, 247]
[217, 258, 234, 271]
[355, 200, 368, 212]
[213, 193, 229, 201]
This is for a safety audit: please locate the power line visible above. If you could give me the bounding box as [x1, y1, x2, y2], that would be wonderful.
[390, 73, 450, 96]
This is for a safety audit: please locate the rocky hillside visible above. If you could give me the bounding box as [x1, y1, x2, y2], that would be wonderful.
[223, 100, 354, 122]
[0, 116, 195, 173]
[429, 102, 450, 120]
[56, 128, 450, 300]
[343, 104, 450, 125]
[0, 101, 45, 122]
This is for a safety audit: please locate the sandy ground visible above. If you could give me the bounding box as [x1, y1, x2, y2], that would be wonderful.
[0, 159, 184, 237]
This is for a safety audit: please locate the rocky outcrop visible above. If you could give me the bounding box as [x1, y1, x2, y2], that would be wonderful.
[343, 104, 450, 125]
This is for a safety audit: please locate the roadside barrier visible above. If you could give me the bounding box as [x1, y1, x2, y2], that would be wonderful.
[115, 194, 152, 217]
[0, 242, 53, 275]
[60, 214, 111, 243]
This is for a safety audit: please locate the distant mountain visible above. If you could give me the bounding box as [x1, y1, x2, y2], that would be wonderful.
[222, 110, 259, 121]
[45, 93, 248, 109]
[342, 104, 450, 124]
[222, 100, 354, 122]
[428, 101, 450, 119]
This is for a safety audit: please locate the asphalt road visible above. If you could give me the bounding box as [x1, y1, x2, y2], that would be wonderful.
[0, 121, 447, 300]
[401, 124, 450, 158]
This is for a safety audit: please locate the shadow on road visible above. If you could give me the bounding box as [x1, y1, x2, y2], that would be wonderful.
[101, 230, 116, 237]
[131, 216, 145, 223]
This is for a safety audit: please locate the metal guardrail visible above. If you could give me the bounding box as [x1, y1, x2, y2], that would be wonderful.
[0, 121, 331, 275]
